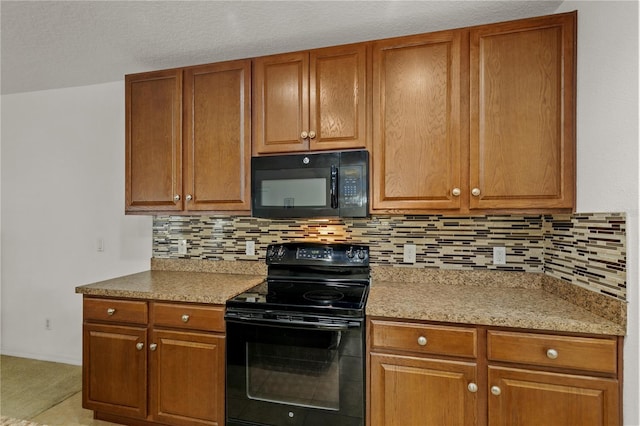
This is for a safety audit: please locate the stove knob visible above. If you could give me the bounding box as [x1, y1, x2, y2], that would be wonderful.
[358, 250, 366, 260]
[347, 247, 355, 258]
[277, 245, 286, 258]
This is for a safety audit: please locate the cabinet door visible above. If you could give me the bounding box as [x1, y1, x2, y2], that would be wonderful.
[372, 30, 465, 212]
[253, 52, 309, 154]
[488, 366, 619, 426]
[150, 329, 225, 426]
[470, 12, 576, 210]
[309, 44, 368, 151]
[184, 60, 251, 212]
[82, 323, 147, 419]
[370, 353, 478, 426]
[126, 69, 183, 212]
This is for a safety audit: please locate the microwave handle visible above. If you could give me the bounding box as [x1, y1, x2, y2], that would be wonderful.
[330, 165, 338, 208]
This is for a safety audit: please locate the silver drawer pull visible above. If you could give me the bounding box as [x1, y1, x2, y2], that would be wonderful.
[467, 383, 478, 393]
[150, 343, 157, 351]
[491, 386, 501, 396]
[417, 336, 427, 346]
[181, 314, 190, 323]
[107, 308, 116, 316]
[136, 342, 144, 351]
[546, 348, 559, 359]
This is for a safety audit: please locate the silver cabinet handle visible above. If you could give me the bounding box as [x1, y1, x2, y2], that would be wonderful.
[546, 348, 559, 359]
[467, 383, 478, 393]
[136, 342, 144, 351]
[149, 343, 157, 351]
[300, 131, 309, 139]
[491, 386, 501, 396]
[417, 336, 427, 346]
[181, 314, 190, 323]
[308, 130, 316, 139]
[107, 308, 116, 316]
[471, 188, 481, 197]
[452, 188, 461, 197]
[186, 194, 193, 201]
[174, 194, 181, 202]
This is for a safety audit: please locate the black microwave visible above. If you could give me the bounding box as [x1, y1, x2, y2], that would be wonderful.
[251, 150, 369, 219]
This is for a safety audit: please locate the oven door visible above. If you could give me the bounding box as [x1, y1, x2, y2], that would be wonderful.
[226, 315, 364, 426]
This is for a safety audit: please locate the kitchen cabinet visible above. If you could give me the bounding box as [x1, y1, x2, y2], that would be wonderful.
[469, 12, 576, 211]
[368, 320, 479, 426]
[252, 43, 368, 154]
[125, 59, 251, 214]
[372, 11, 576, 214]
[82, 297, 226, 426]
[126, 69, 183, 213]
[83, 298, 149, 419]
[367, 319, 622, 426]
[486, 330, 620, 426]
[372, 29, 466, 212]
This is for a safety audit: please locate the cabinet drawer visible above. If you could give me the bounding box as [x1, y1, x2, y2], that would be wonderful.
[84, 297, 148, 324]
[151, 302, 225, 332]
[487, 330, 617, 374]
[370, 320, 477, 358]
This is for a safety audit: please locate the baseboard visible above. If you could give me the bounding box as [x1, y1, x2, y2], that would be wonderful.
[0, 349, 81, 366]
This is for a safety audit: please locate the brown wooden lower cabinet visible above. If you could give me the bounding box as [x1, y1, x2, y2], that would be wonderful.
[82, 297, 225, 426]
[367, 318, 622, 426]
[150, 329, 225, 425]
[83, 322, 148, 419]
[369, 353, 478, 426]
[488, 366, 619, 426]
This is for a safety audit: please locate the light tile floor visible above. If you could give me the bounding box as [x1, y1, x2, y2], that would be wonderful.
[30, 393, 117, 426]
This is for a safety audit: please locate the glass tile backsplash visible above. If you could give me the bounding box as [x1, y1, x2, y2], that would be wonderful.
[152, 213, 626, 301]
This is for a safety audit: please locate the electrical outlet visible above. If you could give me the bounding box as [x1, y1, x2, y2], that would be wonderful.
[97, 238, 104, 252]
[178, 239, 188, 255]
[403, 244, 417, 264]
[246, 240, 255, 256]
[493, 246, 506, 265]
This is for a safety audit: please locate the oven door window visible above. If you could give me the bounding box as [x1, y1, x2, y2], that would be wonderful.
[246, 329, 341, 410]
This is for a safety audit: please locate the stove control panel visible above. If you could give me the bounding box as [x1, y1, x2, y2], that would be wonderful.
[266, 242, 369, 266]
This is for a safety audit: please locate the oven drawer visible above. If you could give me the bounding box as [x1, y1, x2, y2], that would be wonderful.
[370, 320, 477, 358]
[487, 330, 617, 374]
[83, 297, 148, 324]
[151, 302, 225, 332]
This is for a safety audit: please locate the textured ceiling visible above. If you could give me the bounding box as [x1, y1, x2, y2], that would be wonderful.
[1, 0, 564, 95]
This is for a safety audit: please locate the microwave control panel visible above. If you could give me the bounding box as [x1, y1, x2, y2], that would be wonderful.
[340, 166, 365, 207]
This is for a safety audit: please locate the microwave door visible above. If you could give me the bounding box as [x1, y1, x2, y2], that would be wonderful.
[252, 155, 339, 218]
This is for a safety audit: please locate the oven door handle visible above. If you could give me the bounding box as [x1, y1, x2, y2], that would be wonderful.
[225, 316, 361, 331]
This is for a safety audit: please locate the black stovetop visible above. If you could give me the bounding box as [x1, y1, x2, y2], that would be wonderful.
[226, 242, 370, 317]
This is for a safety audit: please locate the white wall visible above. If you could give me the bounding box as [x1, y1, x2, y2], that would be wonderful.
[555, 1, 639, 425]
[0, 81, 152, 364]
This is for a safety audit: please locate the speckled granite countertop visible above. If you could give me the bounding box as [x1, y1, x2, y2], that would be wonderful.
[75, 270, 264, 305]
[76, 259, 626, 336]
[367, 279, 625, 336]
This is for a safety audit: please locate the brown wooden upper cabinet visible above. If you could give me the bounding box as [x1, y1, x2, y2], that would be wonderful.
[125, 60, 251, 214]
[126, 69, 183, 213]
[372, 30, 466, 212]
[469, 12, 576, 211]
[252, 44, 368, 154]
[372, 11, 576, 214]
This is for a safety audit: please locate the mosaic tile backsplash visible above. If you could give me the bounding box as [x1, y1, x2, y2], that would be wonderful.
[152, 213, 626, 301]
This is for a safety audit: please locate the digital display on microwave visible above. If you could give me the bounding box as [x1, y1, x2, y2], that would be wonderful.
[261, 178, 327, 207]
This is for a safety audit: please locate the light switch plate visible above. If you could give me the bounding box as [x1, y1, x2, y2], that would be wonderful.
[246, 240, 255, 256]
[493, 246, 506, 265]
[403, 244, 417, 264]
[178, 239, 188, 255]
